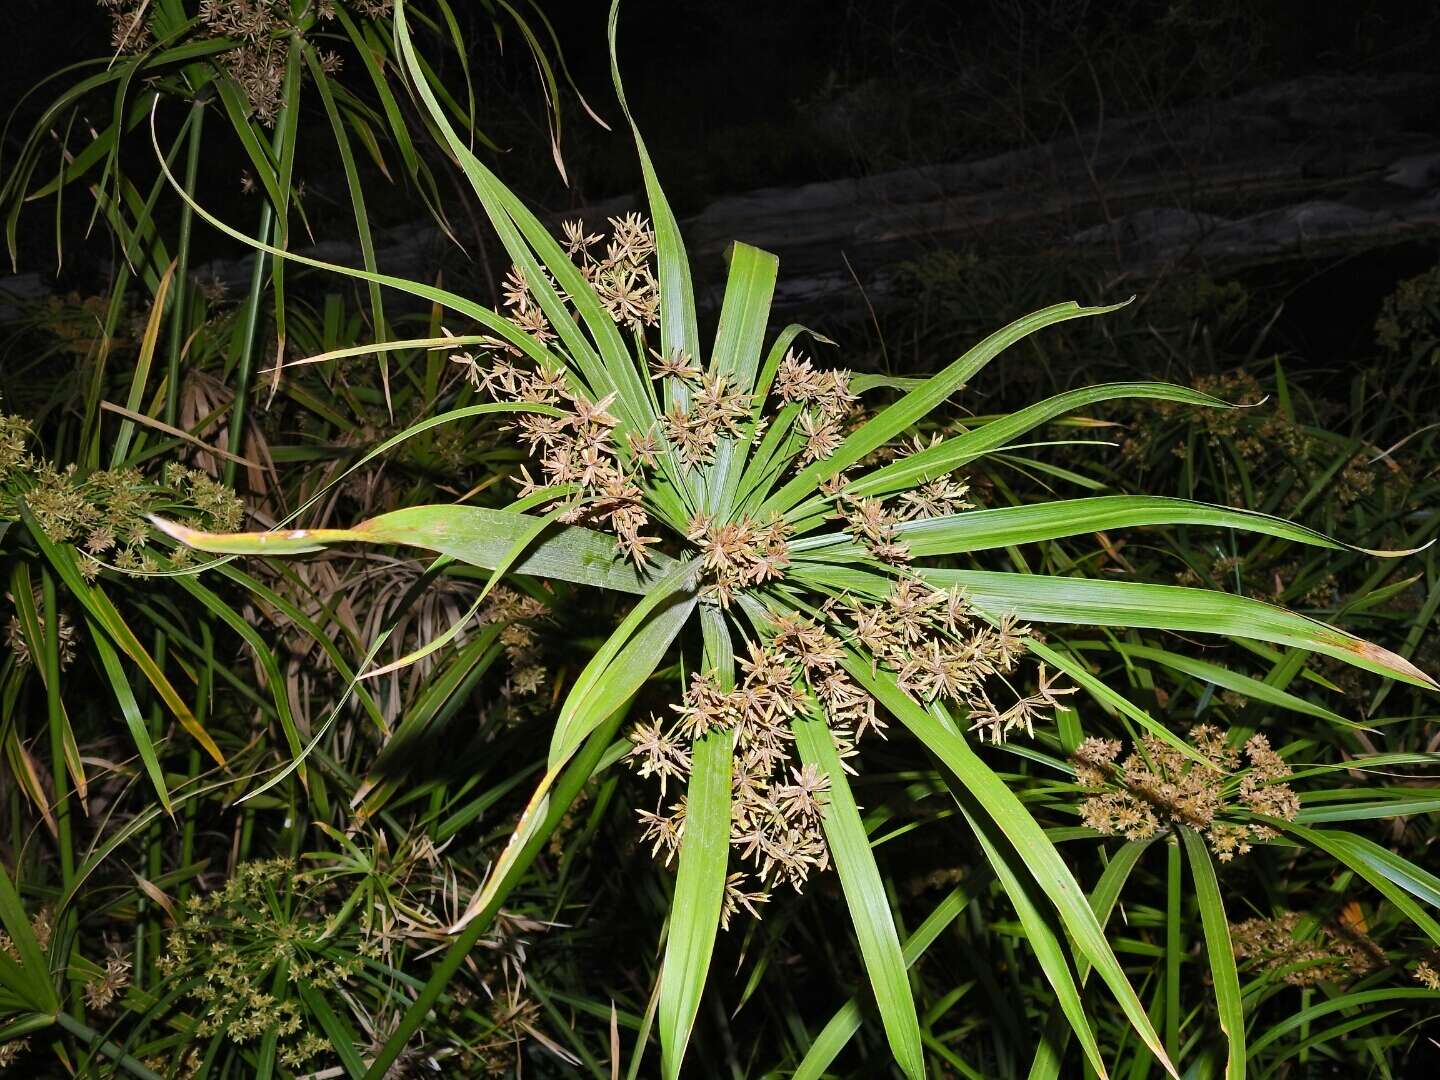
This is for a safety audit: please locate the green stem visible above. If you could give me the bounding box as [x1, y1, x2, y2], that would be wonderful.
[54, 1010, 165, 1080]
[165, 99, 206, 427]
[138, 630, 168, 990]
[1165, 836, 1181, 1061]
[223, 108, 289, 486]
[41, 570, 73, 890]
[361, 708, 626, 1079]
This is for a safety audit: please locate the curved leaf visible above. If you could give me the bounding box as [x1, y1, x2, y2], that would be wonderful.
[153, 504, 672, 595]
[759, 300, 1132, 517]
[1179, 828, 1245, 1079]
[921, 569, 1437, 689]
[847, 659, 1178, 1077]
[888, 496, 1423, 558]
[842, 383, 1233, 504]
[658, 605, 735, 1079]
[658, 731, 733, 1080]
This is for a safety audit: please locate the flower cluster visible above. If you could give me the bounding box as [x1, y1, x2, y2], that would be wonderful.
[659, 367, 753, 468]
[478, 585, 553, 701]
[103, 2, 371, 120]
[0, 415, 29, 481]
[466, 333, 659, 564]
[157, 859, 355, 1070]
[775, 351, 859, 463]
[4, 590, 79, 670]
[197, 1, 351, 123]
[1375, 263, 1440, 365]
[1230, 910, 1384, 986]
[630, 615, 877, 921]
[83, 949, 133, 1010]
[0, 1039, 29, 1070]
[0, 905, 51, 962]
[836, 581, 1048, 742]
[1070, 725, 1300, 859]
[686, 513, 792, 607]
[464, 212, 1069, 926]
[2, 421, 244, 576]
[1416, 951, 1440, 991]
[562, 213, 661, 329]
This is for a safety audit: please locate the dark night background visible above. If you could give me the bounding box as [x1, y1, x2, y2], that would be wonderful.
[5, 0, 1439, 377]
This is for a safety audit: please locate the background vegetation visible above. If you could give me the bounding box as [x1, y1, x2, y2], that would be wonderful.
[1, 1, 1438, 1076]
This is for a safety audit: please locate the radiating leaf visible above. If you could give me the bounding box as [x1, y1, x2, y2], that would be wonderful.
[921, 569, 1436, 688]
[658, 731, 733, 1080]
[793, 713, 925, 1080]
[154, 503, 672, 595]
[848, 660, 1178, 1076]
[888, 496, 1422, 558]
[1179, 828, 1245, 1079]
[759, 300, 1133, 517]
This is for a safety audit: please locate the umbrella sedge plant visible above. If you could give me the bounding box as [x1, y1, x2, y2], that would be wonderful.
[151, 1, 1437, 1075]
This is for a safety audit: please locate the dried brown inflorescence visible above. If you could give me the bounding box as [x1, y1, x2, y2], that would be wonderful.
[686, 513, 792, 607]
[630, 615, 870, 920]
[838, 581, 1043, 739]
[1070, 725, 1300, 859]
[1230, 910, 1384, 986]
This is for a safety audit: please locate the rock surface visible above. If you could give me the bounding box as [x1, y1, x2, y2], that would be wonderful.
[5, 72, 1437, 321]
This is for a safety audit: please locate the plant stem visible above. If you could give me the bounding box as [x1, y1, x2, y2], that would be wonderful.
[1165, 836, 1181, 1061]
[165, 99, 206, 427]
[41, 570, 73, 890]
[54, 1010, 165, 1080]
[223, 105, 290, 486]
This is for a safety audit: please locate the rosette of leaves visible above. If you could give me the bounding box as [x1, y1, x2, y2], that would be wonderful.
[154, 2, 1437, 1076]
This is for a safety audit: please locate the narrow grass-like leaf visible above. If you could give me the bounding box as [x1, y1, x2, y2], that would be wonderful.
[758, 300, 1132, 517]
[454, 576, 695, 930]
[1028, 839, 1152, 1080]
[606, 0, 700, 371]
[1248, 988, 1440, 1058]
[363, 706, 628, 1079]
[22, 509, 225, 766]
[394, 2, 657, 442]
[109, 260, 173, 466]
[889, 496, 1422, 558]
[359, 502, 575, 680]
[793, 714, 925, 1080]
[840, 384, 1231, 505]
[657, 604, 734, 1079]
[303, 41, 389, 414]
[154, 503, 671, 594]
[0, 860, 57, 1011]
[792, 886, 971, 1080]
[1275, 822, 1440, 945]
[88, 620, 172, 814]
[704, 242, 779, 514]
[955, 798, 1108, 1077]
[295, 983, 367, 1079]
[921, 569, 1437, 688]
[848, 660, 1178, 1076]
[1069, 640, 1353, 726]
[1179, 828, 1245, 1079]
[658, 730, 733, 1080]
